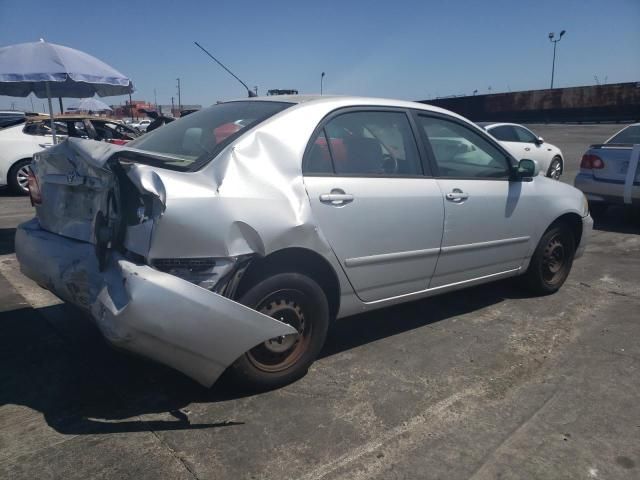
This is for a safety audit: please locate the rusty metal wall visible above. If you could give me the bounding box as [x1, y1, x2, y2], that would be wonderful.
[420, 82, 640, 122]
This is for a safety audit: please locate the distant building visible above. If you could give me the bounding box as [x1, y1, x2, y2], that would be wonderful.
[267, 89, 298, 96]
[111, 100, 154, 119]
[157, 104, 202, 117]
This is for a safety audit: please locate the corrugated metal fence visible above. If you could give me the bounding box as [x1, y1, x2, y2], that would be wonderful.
[420, 82, 640, 123]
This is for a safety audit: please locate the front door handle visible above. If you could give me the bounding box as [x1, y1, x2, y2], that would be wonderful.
[445, 189, 469, 202]
[524, 147, 531, 151]
[320, 189, 354, 206]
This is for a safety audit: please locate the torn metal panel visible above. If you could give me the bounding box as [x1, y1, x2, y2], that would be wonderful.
[16, 220, 297, 387]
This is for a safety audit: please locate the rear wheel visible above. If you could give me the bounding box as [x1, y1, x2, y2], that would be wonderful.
[228, 273, 329, 390]
[524, 223, 575, 295]
[546, 156, 563, 180]
[7, 159, 31, 195]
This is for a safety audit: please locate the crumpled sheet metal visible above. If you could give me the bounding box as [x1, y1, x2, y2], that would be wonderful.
[33, 138, 120, 243]
[16, 219, 297, 387]
[145, 102, 347, 268]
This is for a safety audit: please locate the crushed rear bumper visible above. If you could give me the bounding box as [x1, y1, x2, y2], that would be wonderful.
[15, 218, 297, 387]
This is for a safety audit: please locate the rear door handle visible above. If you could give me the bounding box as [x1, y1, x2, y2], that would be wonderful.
[445, 189, 469, 202]
[320, 190, 354, 205]
[524, 147, 531, 151]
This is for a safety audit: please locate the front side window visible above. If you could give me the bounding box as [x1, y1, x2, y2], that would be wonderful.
[488, 125, 519, 142]
[127, 101, 292, 171]
[305, 110, 422, 176]
[514, 126, 538, 143]
[418, 115, 511, 179]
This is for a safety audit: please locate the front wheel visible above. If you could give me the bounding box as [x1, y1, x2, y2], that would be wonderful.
[546, 156, 563, 180]
[228, 273, 329, 390]
[8, 159, 32, 195]
[523, 223, 575, 295]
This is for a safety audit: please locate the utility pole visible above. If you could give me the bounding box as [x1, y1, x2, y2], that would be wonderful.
[548, 30, 566, 89]
[171, 96, 175, 116]
[321, 72, 325, 95]
[176, 78, 181, 112]
[129, 92, 134, 121]
[154, 88, 157, 109]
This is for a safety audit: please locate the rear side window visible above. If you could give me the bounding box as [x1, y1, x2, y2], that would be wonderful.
[127, 101, 292, 171]
[305, 111, 422, 176]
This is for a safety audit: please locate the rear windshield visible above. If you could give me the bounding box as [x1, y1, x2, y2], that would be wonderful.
[126, 101, 292, 171]
[606, 125, 640, 145]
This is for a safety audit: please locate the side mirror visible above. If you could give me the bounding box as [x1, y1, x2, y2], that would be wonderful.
[516, 158, 539, 180]
[535, 136, 544, 145]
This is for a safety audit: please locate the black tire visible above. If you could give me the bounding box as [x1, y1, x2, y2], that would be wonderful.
[227, 272, 329, 391]
[588, 202, 608, 220]
[546, 156, 563, 180]
[8, 159, 32, 195]
[524, 223, 575, 295]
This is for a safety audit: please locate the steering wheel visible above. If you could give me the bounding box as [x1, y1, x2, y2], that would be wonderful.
[381, 151, 399, 174]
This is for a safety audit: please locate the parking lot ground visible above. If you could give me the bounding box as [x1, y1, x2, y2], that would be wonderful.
[1, 124, 639, 479]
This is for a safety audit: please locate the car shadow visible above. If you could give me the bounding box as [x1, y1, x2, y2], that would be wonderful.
[321, 279, 527, 358]
[0, 228, 16, 255]
[592, 205, 640, 235]
[0, 278, 525, 436]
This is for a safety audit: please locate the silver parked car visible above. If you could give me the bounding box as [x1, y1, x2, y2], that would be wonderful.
[16, 96, 592, 390]
[574, 123, 640, 217]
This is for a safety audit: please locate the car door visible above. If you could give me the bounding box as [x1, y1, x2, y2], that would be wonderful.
[414, 113, 537, 288]
[303, 108, 445, 303]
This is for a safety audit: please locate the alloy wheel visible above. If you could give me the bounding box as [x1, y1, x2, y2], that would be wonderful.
[16, 165, 31, 193]
[548, 159, 562, 180]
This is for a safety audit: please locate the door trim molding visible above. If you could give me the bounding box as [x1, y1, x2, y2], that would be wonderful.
[361, 267, 522, 305]
[441, 236, 530, 254]
[344, 247, 441, 268]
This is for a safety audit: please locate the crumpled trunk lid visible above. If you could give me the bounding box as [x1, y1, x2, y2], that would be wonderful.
[32, 138, 167, 262]
[33, 138, 117, 243]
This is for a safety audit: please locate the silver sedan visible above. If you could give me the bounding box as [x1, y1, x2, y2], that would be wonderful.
[16, 96, 592, 390]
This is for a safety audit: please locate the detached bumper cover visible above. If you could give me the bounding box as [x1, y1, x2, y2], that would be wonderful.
[16, 219, 297, 387]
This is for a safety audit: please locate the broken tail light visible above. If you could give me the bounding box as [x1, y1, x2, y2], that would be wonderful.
[27, 170, 42, 205]
[580, 154, 604, 169]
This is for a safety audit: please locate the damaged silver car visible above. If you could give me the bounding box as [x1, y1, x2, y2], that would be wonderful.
[16, 96, 592, 389]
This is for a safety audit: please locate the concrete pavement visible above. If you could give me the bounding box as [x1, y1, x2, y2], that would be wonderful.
[0, 124, 638, 479]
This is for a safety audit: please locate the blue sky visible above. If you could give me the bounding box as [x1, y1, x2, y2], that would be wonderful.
[1, 0, 639, 111]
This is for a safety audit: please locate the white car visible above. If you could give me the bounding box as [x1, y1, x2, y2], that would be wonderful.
[0, 122, 64, 194]
[478, 123, 564, 179]
[132, 119, 152, 132]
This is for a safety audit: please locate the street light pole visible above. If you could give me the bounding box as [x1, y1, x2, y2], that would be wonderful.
[548, 30, 566, 89]
[320, 72, 325, 95]
[176, 78, 181, 111]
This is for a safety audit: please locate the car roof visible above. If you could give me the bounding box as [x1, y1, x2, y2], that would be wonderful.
[222, 94, 470, 121]
[476, 122, 525, 129]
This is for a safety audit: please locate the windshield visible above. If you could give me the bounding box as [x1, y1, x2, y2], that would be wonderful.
[127, 101, 292, 171]
[606, 125, 640, 145]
